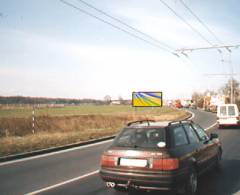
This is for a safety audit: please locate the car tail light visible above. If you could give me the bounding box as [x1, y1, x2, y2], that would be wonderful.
[100, 155, 116, 167]
[152, 158, 179, 170]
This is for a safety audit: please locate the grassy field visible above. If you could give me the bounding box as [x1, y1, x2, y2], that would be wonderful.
[0, 104, 179, 118]
[0, 105, 190, 157]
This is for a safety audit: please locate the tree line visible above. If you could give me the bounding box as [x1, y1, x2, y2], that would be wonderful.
[0, 96, 105, 105]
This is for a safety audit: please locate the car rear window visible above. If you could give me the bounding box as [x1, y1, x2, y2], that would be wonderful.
[228, 106, 235, 116]
[184, 124, 199, 143]
[112, 128, 166, 149]
[220, 106, 227, 116]
[172, 126, 188, 146]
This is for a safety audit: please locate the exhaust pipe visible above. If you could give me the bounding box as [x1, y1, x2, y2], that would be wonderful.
[106, 182, 115, 188]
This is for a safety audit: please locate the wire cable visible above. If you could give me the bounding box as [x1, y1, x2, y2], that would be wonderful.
[159, 0, 214, 46]
[77, 0, 175, 51]
[59, 0, 179, 56]
[179, 0, 223, 44]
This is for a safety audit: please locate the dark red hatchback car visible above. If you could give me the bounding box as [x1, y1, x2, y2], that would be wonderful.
[99, 120, 222, 195]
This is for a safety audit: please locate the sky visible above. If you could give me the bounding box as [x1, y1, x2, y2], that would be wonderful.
[0, 0, 240, 100]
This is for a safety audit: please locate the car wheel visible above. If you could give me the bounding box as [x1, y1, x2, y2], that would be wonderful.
[128, 188, 138, 195]
[215, 150, 222, 170]
[185, 167, 198, 195]
[114, 185, 127, 192]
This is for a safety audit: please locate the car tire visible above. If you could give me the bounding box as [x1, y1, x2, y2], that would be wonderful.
[114, 185, 126, 192]
[185, 167, 198, 195]
[128, 188, 138, 195]
[215, 150, 222, 170]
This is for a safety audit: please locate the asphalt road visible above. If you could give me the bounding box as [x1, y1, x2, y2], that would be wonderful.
[0, 109, 240, 195]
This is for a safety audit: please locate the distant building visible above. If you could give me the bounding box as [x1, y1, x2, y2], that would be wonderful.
[110, 100, 121, 105]
[203, 94, 226, 112]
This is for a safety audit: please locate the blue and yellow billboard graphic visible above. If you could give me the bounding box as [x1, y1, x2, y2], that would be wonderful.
[132, 92, 162, 107]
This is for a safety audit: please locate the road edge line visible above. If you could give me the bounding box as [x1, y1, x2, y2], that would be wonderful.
[186, 109, 195, 120]
[26, 170, 99, 195]
[0, 139, 113, 167]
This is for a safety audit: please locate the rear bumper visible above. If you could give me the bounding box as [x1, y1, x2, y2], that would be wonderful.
[217, 120, 240, 126]
[100, 167, 189, 191]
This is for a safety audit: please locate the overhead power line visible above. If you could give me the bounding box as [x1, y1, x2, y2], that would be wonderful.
[59, 0, 179, 57]
[179, 0, 223, 45]
[77, 0, 174, 51]
[159, 0, 214, 46]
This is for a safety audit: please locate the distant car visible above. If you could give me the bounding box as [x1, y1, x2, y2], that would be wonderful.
[217, 104, 240, 127]
[100, 120, 222, 195]
[183, 104, 190, 108]
[175, 102, 183, 109]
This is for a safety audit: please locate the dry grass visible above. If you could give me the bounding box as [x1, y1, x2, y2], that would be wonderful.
[0, 129, 119, 156]
[0, 106, 190, 157]
[0, 105, 181, 118]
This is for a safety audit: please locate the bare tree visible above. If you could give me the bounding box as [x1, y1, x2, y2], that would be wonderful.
[192, 92, 204, 108]
[118, 96, 124, 105]
[104, 95, 111, 105]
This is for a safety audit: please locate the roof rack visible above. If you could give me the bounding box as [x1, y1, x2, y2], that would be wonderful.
[168, 120, 193, 126]
[127, 119, 193, 127]
[127, 120, 156, 127]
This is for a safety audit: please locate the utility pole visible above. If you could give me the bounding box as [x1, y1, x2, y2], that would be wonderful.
[224, 53, 234, 104]
[230, 59, 234, 103]
[231, 77, 233, 103]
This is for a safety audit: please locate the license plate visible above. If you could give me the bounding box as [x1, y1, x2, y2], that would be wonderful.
[120, 158, 147, 167]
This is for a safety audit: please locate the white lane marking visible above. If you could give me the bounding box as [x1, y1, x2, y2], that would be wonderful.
[26, 170, 99, 195]
[0, 139, 113, 167]
[205, 122, 218, 131]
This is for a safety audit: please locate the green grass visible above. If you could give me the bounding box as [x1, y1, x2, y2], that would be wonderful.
[0, 104, 176, 118]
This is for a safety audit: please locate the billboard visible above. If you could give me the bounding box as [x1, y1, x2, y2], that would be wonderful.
[132, 92, 162, 107]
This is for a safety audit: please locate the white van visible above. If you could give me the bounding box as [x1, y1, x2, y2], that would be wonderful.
[217, 104, 240, 127]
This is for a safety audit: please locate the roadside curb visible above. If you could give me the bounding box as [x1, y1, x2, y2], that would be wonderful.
[0, 109, 193, 163]
[0, 135, 115, 163]
[185, 109, 195, 120]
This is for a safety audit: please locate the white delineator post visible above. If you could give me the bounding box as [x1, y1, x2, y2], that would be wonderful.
[32, 106, 35, 134]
